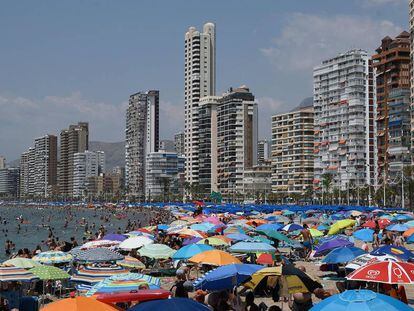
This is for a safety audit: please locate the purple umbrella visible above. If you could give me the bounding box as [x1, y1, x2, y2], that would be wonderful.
[102, 233, 127, 242]
[314, 238, 353, 257]
[183, 237, 202, 245]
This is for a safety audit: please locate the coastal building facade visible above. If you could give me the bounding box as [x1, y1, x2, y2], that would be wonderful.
[73, 151, 105, 198]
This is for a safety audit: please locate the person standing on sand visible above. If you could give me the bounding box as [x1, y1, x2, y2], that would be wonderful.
[298, 224, 313, 260]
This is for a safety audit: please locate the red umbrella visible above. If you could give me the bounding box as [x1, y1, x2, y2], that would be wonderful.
[378, 219, 391, 228]
[362, 220, 376, 229]
[346, 261, 414, 284]
[361, 219, 391, 229]
[256, 253, 274, 265]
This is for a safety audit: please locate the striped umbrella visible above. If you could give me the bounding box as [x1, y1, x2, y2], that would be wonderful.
[2, 257, 41, 269]
[117, 256, 146, 269]
[71, 265, 128, 284]
[75, 248, 124, 263]
[30, 266, 70, 280]
[138, 244, 175, 259]
[81, 240, 121, 249]
[33, 251, 73, 264]
[85, 273, 161, 297]
[0, 267, 39, 282]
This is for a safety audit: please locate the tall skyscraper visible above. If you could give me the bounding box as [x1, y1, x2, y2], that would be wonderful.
[184, 22, 216, 185]
[59, 122, 89, 197]
[257, 140, 270, 164]
[73, 151, 105, 197]
[217, 86, 258, 196]
[125, 90, 159, 200]
[372, 32, 411, 181]
[0, 168, 19, 197]
[174, 132, 185, 156]
[271, 105, 314, 194]
[410, 0, 414, 154]
[20, 135, 57, 198]
[313, 50, 376, 196]
[0, 156, 5, 169]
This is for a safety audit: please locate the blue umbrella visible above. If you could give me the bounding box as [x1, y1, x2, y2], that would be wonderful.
[317, 224, 329, 231]
[371, 245, 414, 261]
[226, 233, 250, 241]
[282, 224, 303, 232]
[172, 244, 214, 260]
[393, 214, 413, 222]
[256, 223, 283, 231]
[353, 229, 374, 242]
[193, 264, 263, 290]
[229, 242, 276, 253]
[314, 238, 353, 257]
[127, 298, 210, 311]
[322, 247, 366, 264]
[310, 289, 412, 311]
[386, 223, 409, 232]
[157, 224, 169, 231]
[190, 223, 215, 232]
[407, 235, 414, 244]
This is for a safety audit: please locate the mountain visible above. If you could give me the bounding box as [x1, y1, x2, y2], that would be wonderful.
[89, 141, 125, 171]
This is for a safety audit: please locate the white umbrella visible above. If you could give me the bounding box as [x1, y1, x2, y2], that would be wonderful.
[118, 236, 154, 250]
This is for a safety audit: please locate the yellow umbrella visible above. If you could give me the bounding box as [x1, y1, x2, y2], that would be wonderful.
[309, 228, 324, 238]
[189, 250, 241, 266]
[328, 219, 356, 235]
[197, 237, 230, 246]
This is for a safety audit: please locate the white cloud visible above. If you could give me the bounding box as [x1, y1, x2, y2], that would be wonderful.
[261, 13, 402, 72]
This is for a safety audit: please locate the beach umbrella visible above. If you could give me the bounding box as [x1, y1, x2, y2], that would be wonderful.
[2, 257, 41, 269]
[193, 264, 263, 290]
[310, 228, 324, 238]
[183, 237, 202, 245]
[86, 273, 160, 296]
[310, 289, 412, 311]
[71, 265, 128, 284]
[117, 256, 145, 269]
[75, 248, 124, 263]
[226, 233, 250, 241]
[328, 219, 356, 235]
[197, 236, 231, 246]
[317, 224, 329, 231]
[256, 253, 274, 265]
[169, 220, 189, 227]
[353, 229, 374, 242]
[223, 226, 246, 235]
[190, 223, 215, 232]
[30, 266, 70, 280]
[302, 217, 320, 225]
[170, 228, 206, 238]
[371, 245, 414, 261]
[346, 261, 414, 284]
[314, 238, 353, 257]
[172, 244, 214, 260]
[386, 223, 409, 232]
[189, 250, 241, 266]
[118, 236, 154, 250]
[0, 267, 39, 282]
[102, 233, 127, 241]
[157, 224, 169, 231]
[322, 247, 366, 264]
[258, 230, 294, 244]
[33, 251, 73, 264]
[139, 244, 175, 259]
[247, 236, 273, 244]
[246, 219, 267, 227]
[283, 210, 295, 216]
[204, 216, 224, 226]
[403, 227, 414, 238]
[81, 240, 121, 249]
[245, 265, 322, 294]
[41, 296, 118, 311]
[404, 220, 414, 228]
[393, 214, 413, 222]
[350, 211, 362, 217]
[229, 242, 276, 253]
[127, 297, 210, 311]
[345, 253, 400, 271]
[282, 224, 303, 232]
[256, 223, 283, 231]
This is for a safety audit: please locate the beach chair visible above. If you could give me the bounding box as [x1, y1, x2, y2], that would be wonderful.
[19, 296, 39, 311]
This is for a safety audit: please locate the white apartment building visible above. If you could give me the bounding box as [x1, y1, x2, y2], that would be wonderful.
[184, 22, 216, 185]
[313, 50, 376, 193]
[125, 90, 159, 200]
[0, 156, 5, 169]
[73, 151, 105, 197]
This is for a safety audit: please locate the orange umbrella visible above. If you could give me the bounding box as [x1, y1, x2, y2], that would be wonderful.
[403, 227, 414, 238]
[189, 250, 241, 266]
[246, 219, 267, 227]
[41, 296, 118, 311]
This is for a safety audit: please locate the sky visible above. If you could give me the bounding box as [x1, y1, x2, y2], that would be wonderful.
[0, 0, 409, 161]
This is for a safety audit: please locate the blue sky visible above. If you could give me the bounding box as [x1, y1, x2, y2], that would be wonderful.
[0, 0, 408, 160]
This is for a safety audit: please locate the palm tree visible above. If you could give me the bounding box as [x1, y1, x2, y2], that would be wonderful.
[321, 173, 332, 204]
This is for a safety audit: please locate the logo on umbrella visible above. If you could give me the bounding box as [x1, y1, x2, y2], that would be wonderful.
[367, 270, 380, 277]
[393, 268, 403, 279]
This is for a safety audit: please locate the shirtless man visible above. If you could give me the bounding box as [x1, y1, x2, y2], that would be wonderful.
[300, 224, 313, 260]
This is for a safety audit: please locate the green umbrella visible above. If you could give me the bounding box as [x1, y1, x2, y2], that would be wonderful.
[30, 266, 70, 280]
[258, 230, 294, 245]
[3, 258, 41, 269]
[138, 244, 175, 259]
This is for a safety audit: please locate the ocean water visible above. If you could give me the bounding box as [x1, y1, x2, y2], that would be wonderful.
[0, 205, 148, 261]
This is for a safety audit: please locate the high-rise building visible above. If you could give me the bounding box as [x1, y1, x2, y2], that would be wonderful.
[198, 96, 219, 194]
[410, 0, 414, 153]
[313, 50, 376, 195]
[59, 122, 89, 197]
[159, 140, 175, 152]
[257, 140, 270, 164]
[0, 156, 5, 169]
[373, 32, 411, 181]
[0, 168, 19, 197]
[145, 151, 185, 200]
[243, 163, 272, 202]
[125, 90, 159, 200]
[73, 151, 105, 197]
[184, 22, 216, 185]
[174, 132, 185, 156]
[20, 135, 57, 198]
[217, 86, 258, 196]
[271, 105, 314, 194]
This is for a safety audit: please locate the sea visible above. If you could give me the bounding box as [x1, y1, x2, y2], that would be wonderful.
[0, 205, 146, 261]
